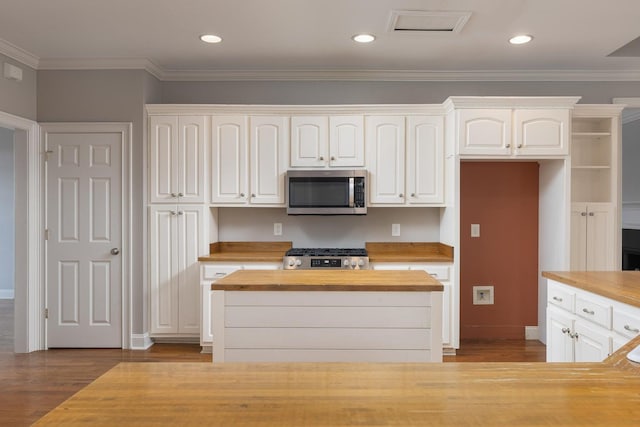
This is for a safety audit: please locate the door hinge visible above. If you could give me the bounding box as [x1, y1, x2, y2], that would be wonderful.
[44, 229, 49, 240]
[44, 308, 49, 319]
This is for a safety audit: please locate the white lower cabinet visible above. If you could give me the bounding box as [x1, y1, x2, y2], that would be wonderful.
[200, 262, 280, 350]
[546, 279, 640, 362]
[149, 205, 207, 336]
[371, 262, 456, 352]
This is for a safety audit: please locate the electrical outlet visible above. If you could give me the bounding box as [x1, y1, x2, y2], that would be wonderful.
[471, 223, 480, 238]
[391, 223, 401, 237]
[473, 285, 494, 305]
[273, 223, 282, 236]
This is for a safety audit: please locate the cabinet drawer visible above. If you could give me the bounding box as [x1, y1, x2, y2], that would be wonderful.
[413, 265, 450, 281]
[613, 310, 640, 339]
[547, 284, 574, 312]
[575, 296, 611, 329]
[201, 265, 240, 281]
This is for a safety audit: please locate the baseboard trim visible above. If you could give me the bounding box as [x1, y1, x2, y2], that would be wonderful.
[525, 326, 540, 340]
[130, 333, 154, 350]
[0, 289, 15, 299]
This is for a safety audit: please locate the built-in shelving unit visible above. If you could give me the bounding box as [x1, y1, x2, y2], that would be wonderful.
[571, 118, 614, 203]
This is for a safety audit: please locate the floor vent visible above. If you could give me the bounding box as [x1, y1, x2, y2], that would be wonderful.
[388, 10, 472, 34]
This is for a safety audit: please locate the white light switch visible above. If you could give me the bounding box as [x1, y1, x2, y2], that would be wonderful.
[471, 223, 480, 238]
[391, 224, 401, 237]
[273, 223, 282, 236]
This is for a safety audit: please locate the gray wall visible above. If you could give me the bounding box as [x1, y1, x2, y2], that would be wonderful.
[0, 127, 14, 298]
[218, 207, 441, 247]
[37, 69, 153, 335]
[623, 118, 640, 203]
[162, 81, 640, 105]
[0, 54, 36, 120]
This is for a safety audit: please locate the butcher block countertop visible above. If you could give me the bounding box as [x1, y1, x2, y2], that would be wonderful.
[366, 242, 454, 263]
[197, 241, 292, 262]
[35, 335, 640, 426]
[542, 271, 640, 308]
[211, 269, 444, 292]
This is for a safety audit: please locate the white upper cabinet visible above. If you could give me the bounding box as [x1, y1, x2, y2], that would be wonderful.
[366, 116, 406, 205]
[250, 116, 288, 205]
[210, 116, 249, 204]
[457, 108, 569, 157]
[290, 115, 364, 168]
[406, 116, 444, 205]
[457, 109, 512, 156]
[513, 109, 569, 156]
[149, 115, 206, 203]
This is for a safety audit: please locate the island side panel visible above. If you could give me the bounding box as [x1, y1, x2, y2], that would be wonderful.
[214, 290, 443, 363]
[212, 290, 225, 363]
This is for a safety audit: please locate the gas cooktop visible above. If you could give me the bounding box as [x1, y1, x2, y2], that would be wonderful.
[283, 247, 369, 270]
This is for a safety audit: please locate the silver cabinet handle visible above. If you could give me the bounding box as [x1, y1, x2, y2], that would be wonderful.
[582, 308, 595, 315]
[553, 296, 563, 302]
[570, 332, 579, 339]
[110, 248, 120, 255]
[561, 327, 571, 334]
[624, 325, 640, 333]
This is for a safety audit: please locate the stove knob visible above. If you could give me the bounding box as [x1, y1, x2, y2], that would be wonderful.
[351, 259, 357, 267]
[358, 259, 365, 266]
[295, 259, 302, 266]
[288, 259, 295, 267]
[343, 259, 350, 266]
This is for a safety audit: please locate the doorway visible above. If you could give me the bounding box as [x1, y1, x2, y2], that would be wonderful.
[0, 126, 15, 351]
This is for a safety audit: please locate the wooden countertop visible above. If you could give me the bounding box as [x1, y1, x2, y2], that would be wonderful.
[197, 241, 292, 262]
[35, 335, 640, 426]
[366, 242, 454, 263]
[211, 269, 444, 291]
[542, 271, 640, 308]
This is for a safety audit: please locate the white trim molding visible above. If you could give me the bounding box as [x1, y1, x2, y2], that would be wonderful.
[0, 37, 39, 69]
[130, 333, 154, 350]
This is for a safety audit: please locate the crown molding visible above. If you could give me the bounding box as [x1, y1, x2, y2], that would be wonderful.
[0, 37, 39, 69]
[444, 96, 581, 111]
[2, 41, 640, 83]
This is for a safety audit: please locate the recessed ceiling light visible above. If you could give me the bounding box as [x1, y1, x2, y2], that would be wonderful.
[352, 34, 376, 43]
[200, 34, 223, 44]
[509, 34, 533, 45]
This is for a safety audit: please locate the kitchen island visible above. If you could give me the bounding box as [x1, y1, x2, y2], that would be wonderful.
[211, 269, 444, 363]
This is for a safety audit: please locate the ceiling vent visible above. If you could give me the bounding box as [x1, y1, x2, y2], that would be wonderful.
[388, 10, 472, 34]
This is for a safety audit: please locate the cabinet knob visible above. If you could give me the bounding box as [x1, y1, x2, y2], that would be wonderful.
[178, 192, 184, 197]
[411, 193, 416, 198]
[581, 212, 587, 216]
[319, 156, 324, 161]
[171, 211, 177, 216]
[505, 143, 511, 148]
[399, 193, 404, 198]
[588, 212, 594, 217]
[251, 193, 256, 198]
[240, 193, 245, 197]
[171, 193, 178, 198]
[517, 144, 523, 148]
[110, 248, 120, 255]
[331, 156, 336, 161]
[561, 327, 571, 335]
[178, 211, 184, 215]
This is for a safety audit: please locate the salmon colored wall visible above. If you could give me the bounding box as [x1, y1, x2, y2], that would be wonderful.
[460, 162, 539, 339]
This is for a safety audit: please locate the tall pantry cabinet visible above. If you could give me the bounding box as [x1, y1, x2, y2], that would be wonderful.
[148, 115, 209, 337]
[570, 105, 624, 271]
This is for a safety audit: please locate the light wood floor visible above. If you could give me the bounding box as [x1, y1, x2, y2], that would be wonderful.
[0, 298, 546, 426]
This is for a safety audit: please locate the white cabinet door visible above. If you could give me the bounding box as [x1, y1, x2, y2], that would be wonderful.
[210, 116, 249, 204]
[457, 109, 512, 156]
[150, 205, 206, 336]
[200, 264, 242, 346]
[149, 116, 179, 203]
[586, 203, 615, 271]
[329, 115, 364, 167]
[178, 116, 206, 203]
[514, 109, 569, 156]
[366, 116, 405, 204]
[406, 116, 444, 205]
[574, 320, 611, 362]
[250, 116, 288, 205]
[176, 206, 207, 334]
[149, 116, 205, 203]
[570, 203, 588, 271]
[290, 116, 327, 168]
[149, 205, 179, 334]
[546, 306, 575, 362]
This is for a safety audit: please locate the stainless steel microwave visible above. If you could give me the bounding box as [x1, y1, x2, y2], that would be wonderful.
[286, 170, 367, 215]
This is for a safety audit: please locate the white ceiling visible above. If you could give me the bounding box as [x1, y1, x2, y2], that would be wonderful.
[2, 0, 640, 81]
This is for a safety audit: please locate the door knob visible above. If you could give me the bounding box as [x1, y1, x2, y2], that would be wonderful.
[111, 248, 120, 255]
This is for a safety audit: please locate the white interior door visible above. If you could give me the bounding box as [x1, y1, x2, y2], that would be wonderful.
[46, 129, 122, 347]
